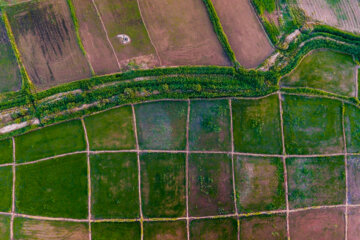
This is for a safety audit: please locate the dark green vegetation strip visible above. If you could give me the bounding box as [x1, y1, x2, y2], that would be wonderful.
[15, 119, 86, 163]
[201, 0, 237, 66]
[92, 222, 141, 240]
[13, 218, 89, 239]
[188, 153, 234, 216]
[85, 106, 135, 150]
[0, 138, 12, 164]
[91, 153, 139, 219]
[232, 94, 282, 154]
[15, 154, 88, 218]
[144, 221, 187, 240]
[287, 156, 346, 209]
[135, 100, 187, 150]
[140, 153, 186, 218]
[282, 94, 344, 155]
[235, 156, 285, 213]
[0, 215, 10, 240]
[190, 218, 238, 240]
[189, 99, 231, 151]
[0, 166, 12, 212]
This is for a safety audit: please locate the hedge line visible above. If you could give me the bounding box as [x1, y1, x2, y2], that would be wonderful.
[201, 0, 237, 65]
[312, 25, 360, 44]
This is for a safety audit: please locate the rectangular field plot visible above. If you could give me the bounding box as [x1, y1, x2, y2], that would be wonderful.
[13, 218, 88, 240]
[211, 0, 273, 68]
[84, 106, 135, 150]
[5, 0, 92, 89]
[287, 156, 345, 209]
[347, 156, 360, 204]
[281, 50, 357, 97]
[15, 120, 86, 163]
[144, 221, 186, 240]
[138, 0, 230, 66]
[140, 153, 186, 218]
[92, 222, 140, 240]
[234, 156, 285, 213]
[93, 0, 159, 70]
[344, 104, 360, 153]
[348, 207, 360, 240]
[232, 94, 282, 154]
[282, 95, 344, 155]
[15, 154, 88, 219]
[190, 218, 237, 240]
[189, 100, 231, 151]
[289, 208, 345, 240]
[135, 101, 187, 150]
[240, 214, 287, 240]
[71, 0, 120, 75]
[0, 138, 12, 165]
[188, 153, 234, 217]
[0, 166, 12, 213]
[0, 15, 21, 93]
[0, 215, 10, 240]
[91, 153, 139, 219]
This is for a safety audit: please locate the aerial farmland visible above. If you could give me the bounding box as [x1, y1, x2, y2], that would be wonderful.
[0, 0, 359, 239]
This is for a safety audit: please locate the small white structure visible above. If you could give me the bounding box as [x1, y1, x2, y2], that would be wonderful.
[117, 34, 131, 45]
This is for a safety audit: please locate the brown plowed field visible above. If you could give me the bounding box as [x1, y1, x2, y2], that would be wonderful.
[71, 0, 120, 75]
[137, 0, 230, 67]
[348, 207, 360, 240]
[6, 0, 92, 89]
[93, 0, 159, 70]
[211, 0, 274, 68]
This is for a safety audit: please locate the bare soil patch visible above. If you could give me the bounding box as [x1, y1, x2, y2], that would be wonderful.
[93, 0, 159, 70]
[71, 0, 120, 75]
[138, 0, 230, 66]
[289, 207, 345, 240]
[347, 156, 360, 204]
[6, 0, 92, 89]
[348, 207, 360, 240]
[212, 0, 274, 68]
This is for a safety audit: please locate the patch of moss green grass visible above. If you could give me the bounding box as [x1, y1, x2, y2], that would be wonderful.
[135, 100, 187, 150]
[282, 95, 343, 155]
[344, 104, 360, 153]
[144, 221, 187, 240]
[239, 214, 287, 240]
[281, 50, 357, 97]
[92, 222, 140, 240]
[235, 156, 285, 213]
[188, 153, 234, 217]
[287, 156, 345, 209]
[232, 94, 282, 154]
[84, 106, 135, 150]
[16, 154, 88, 218]
[0, 215, 10, 240]
[13, 218, 88, 239]
[190, 218, 237, 240]
[0, 166, 12, 212]
[15, 120, 86, 163]
[140, 153, 186, 218]
[0, 138, 12, 164]
[189, 100, 231, 151]
[91, 153, 139, 219]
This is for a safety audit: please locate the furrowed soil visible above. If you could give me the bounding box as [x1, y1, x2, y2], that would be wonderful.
[93, 0, 159, 70]
[71, 0, 120, 75]
[211, 0, 273, 68]
[137, 0, 230, 66]
[6, 0, 92, 89]
[0, 14, 21, 92]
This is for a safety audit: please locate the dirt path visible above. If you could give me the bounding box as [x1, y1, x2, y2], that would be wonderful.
[90, 0, 121, 70]
[355, 66, 359, 99]
[131, 104, 144, 240]
[185, 99, 190, 240]
[81, 119, 92, 240]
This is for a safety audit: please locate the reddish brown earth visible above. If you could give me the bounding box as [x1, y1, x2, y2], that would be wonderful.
[348, 207, 360, 240]
[347, 156, 360, 204]
[6, 0, 92, 89]
[71, 0, 120, 75]
[138, 0, 230, 67]
[289, 208, 345, 240]
[211, 0, 274, 68]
